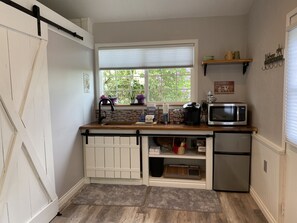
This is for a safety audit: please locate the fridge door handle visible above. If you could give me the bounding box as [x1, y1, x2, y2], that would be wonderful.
[214, 151, 250, 155]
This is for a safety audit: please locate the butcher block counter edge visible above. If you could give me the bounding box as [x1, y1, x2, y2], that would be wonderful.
[80, 122, 257, 132]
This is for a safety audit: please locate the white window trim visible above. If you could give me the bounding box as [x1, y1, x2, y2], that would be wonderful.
[95, 39, 199, 108]
[283, 7, 297, 150]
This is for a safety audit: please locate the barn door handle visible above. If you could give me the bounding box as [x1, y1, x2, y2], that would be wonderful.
[85, 129, 89, 144]
[136, 130, 140, 145]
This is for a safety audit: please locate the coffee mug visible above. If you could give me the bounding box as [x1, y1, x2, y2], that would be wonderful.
[225, 51, 233, 60]
[145, 115, 154, 123]
[234, 51, 240, 59]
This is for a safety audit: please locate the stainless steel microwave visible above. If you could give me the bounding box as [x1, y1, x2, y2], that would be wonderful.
[208, 103, 247, 126]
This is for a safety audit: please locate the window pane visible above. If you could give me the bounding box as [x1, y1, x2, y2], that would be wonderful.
[180, 89, 191, 101]
[117, 90, 131, 104]
[148, 68, 191, 103]
[102, 69, 145, 104]
[162, 87, 177, 102]
[115, 70, 131, 77]
[101, 67, 191, 104]
[177, 75, 191, 89]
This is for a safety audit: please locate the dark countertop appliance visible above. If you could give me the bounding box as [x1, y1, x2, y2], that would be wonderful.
[183, 102, 201, 125]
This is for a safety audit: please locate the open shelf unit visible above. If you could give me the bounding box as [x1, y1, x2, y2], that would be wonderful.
[141, 133, 213, 190]
[202, 59, 253, 76]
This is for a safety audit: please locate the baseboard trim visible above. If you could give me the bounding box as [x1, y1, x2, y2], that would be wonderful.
[250, 186, 277, 223]
[90, 177, 143, 185]
[29, 198, 59, 223]
[58, 177, 87, 210]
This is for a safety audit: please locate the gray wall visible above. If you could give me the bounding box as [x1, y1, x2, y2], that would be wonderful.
[93, 16, 249, 103]
[247, 0, 297, 146]
[247, 1, 297, 222]
[47, 30, 95, 197]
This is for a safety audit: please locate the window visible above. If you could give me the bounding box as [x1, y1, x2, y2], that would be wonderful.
[285, 19, 297, 146]
[96, 40, 198, 105]
[101, 68, 191, 104]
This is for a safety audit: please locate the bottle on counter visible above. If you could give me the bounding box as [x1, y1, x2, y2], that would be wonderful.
[162, 103, 170, 124]
[139, 110, 145, 122]
[207, 90, 216, 103]
[172, 108, 184, 124]
[146, 103, 157, 122]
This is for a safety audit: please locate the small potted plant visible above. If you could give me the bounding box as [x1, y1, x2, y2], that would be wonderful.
[100, 95, 108, 104]
[136, 94, 145, 104]
[100, 95, 117, 105]
[108, 96, 117, 105]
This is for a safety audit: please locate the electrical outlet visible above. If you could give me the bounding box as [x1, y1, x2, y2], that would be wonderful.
[264, 160, 268, 173]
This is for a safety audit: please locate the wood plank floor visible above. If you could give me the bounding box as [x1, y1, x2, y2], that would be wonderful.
[51, 191, 267, 223]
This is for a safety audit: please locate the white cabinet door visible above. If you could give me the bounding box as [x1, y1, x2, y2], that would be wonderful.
[0, 3, 57, 223]
[85, 137, 96, 177]
[104, 137, 115, 178]
[120, 137, 132, 179]
[114, 137, 121, 178]
[84, 136, 141, 179]
[130, 137, 141, 179]
[95, 137, 105, 177]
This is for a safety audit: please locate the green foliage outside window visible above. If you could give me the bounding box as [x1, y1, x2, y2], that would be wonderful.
[101, 68, 191, 104]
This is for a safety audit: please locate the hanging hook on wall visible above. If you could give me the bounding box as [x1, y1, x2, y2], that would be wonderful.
[274, 62, 279, 68]
[261, 44, 285, 71]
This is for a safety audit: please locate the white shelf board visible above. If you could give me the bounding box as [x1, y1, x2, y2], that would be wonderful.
[149, 151, 206, 159]
[149, 176, 206, 189]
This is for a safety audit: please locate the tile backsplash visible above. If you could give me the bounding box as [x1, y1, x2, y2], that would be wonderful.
[96, 107, 184, 123]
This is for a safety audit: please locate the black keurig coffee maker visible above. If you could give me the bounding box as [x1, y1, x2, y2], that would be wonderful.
[183, 102, 201, 125]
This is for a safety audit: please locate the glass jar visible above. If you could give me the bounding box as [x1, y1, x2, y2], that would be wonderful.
[172, 109, 184, 124]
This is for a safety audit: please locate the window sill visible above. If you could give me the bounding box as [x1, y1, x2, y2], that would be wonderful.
[98, 103, 184, 110]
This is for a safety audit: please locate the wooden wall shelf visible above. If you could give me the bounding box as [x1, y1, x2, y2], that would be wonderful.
[201, 59, 253, 76]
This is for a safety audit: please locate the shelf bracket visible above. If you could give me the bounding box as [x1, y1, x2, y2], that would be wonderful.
[243, 62, 250, 75]
[203, 64, 207, 76]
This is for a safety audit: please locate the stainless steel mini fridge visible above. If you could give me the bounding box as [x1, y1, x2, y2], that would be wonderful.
[213, 132, 251, 192]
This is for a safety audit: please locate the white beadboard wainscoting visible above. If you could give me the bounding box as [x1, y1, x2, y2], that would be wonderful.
[250, 133, 285, 223]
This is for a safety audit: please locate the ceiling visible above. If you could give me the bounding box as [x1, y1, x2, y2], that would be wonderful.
[37, 0, 255, 23]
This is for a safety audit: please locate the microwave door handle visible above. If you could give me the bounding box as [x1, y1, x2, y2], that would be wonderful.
[236, 106, 239, 121]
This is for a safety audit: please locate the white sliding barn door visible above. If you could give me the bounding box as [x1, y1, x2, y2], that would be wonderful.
[84, 136, 141, 179]
[0, 2, 58, 223]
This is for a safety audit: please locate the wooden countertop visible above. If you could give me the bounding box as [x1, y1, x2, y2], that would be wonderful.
[80, 122, 257, 132]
